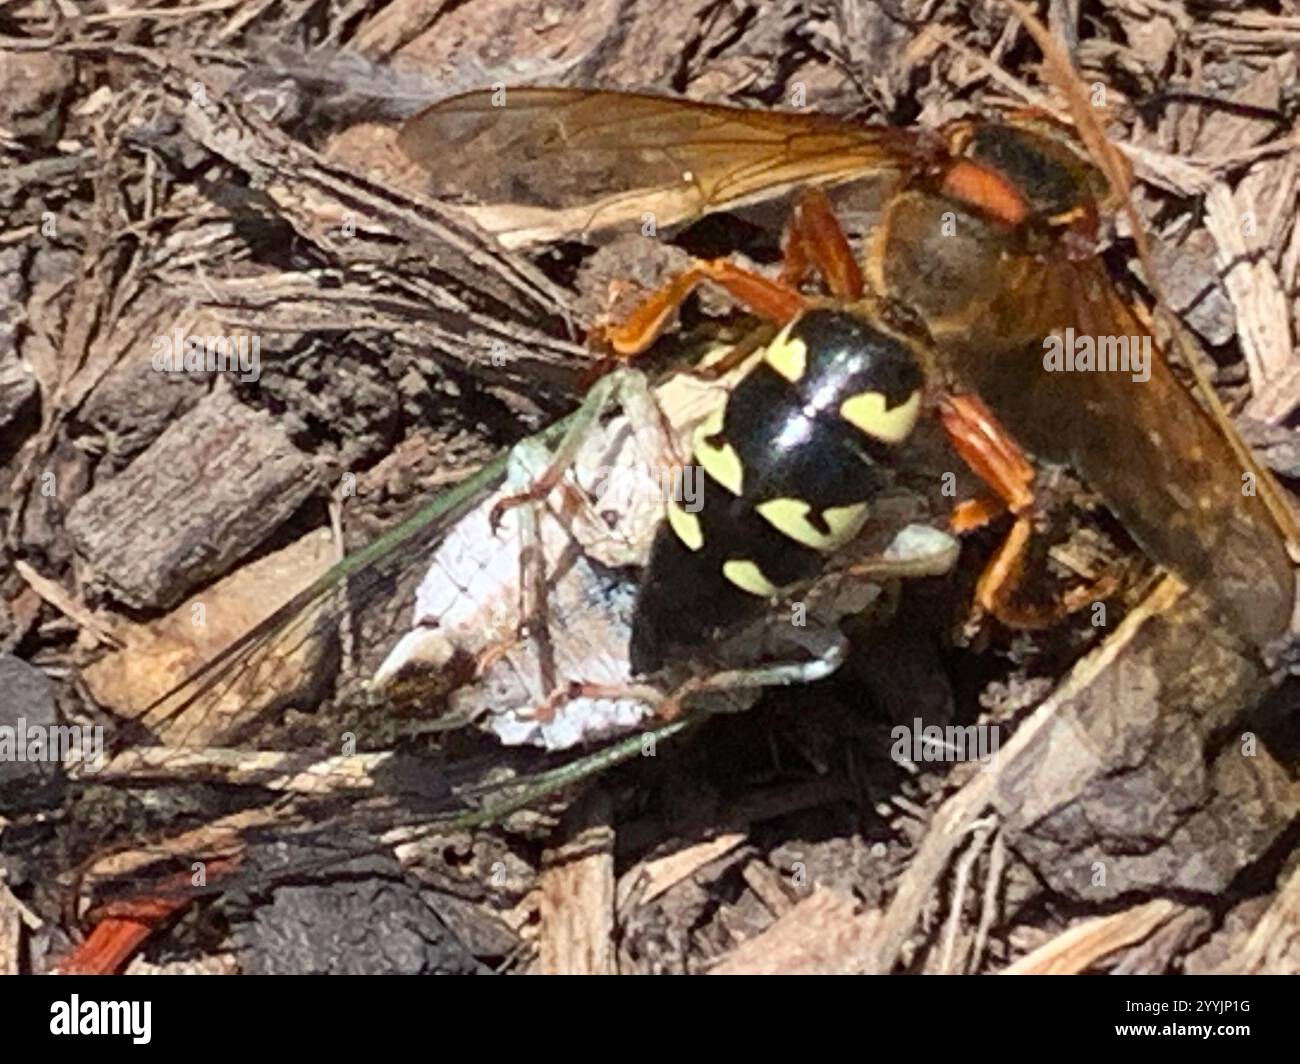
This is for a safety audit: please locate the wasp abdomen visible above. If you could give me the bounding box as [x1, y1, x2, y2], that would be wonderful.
[629, 308, 925, 674]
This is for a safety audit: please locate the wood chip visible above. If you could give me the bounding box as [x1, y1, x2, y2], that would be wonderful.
[0, 881, 34, 975]
[97, 746, 397, 795]
[1110, 907, 1212, 974]
[741, 860, 797, 918]
[1000, 899, 1182, 974]
[124, 952, 240, 976]
[1213, 862, 1300, 974]
[66, 388, 320, 611]
[860, 576, 1291, 974]
[708, 887, 880, 976]
[1202, 182, 1297, 419]
[538, 790, 616, 975]
[81, 528, 335, 746]
[13, 559, 126, 649]
[616, 832, 747, 910]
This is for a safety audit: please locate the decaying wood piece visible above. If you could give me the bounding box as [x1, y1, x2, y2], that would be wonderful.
[66, 389, 320, 611]
[862, 577, 1299, 973]
[96, 746, 399, 795]
[0, 893, 18, 976]
[616, 833, 748, 911]
[740, 860, 798, 919]
[158, 53, 585, 388]
[0, 875, 41, 976]
[993, 588, 1297, 903]
[0, 348, 37, 433]
[1109, 907, 1213, 975]
[13, 558, 125, 649]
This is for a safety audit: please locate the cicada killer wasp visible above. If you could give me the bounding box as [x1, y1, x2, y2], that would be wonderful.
[400, 72, 1297, 652]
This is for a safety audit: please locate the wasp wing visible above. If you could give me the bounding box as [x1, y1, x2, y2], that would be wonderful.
[399, 88, 932, 247]
[956, 254, 1294, 647]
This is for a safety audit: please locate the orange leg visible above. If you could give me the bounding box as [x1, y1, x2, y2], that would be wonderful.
[598, 259, 806, 357]
[938, 393, 1036, 518]
[971, 514, 1118, 629]
[937, 393, 1051, 627]
[780, 186, 864, 300]
[939, 392, 1112, 627]
[596, 188, 858, 360]
[950, 493, 1009, 534]
[971, 513, 1049, 628]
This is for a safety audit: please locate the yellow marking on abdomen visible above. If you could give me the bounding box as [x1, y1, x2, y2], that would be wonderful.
[756, 497, 870, 552]
[692, 410, 744, 495]
[666, 500, 704, 551]
[839, 389, 921, 443]
[762, 326, 807, 383]
[722, 559, 779, 597]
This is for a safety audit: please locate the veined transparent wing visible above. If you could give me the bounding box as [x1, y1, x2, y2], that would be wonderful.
[399, 88, 939, 247]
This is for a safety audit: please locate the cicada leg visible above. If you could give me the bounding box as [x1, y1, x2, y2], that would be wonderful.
[491, 367, 679, 532]
[505, 437, 560, 693]
[682, 324, 775, 382]
[535, 625, 851, 724]
[482, 367, 694, 727]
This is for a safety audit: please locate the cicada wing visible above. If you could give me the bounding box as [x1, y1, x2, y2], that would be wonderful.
[137, 452, 511, 745]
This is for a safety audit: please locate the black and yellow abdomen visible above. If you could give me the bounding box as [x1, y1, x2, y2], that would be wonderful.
[629, 307, 926, 674]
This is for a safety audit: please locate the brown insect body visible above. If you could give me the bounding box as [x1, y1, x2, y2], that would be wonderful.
[869, 123, 1293, 646]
